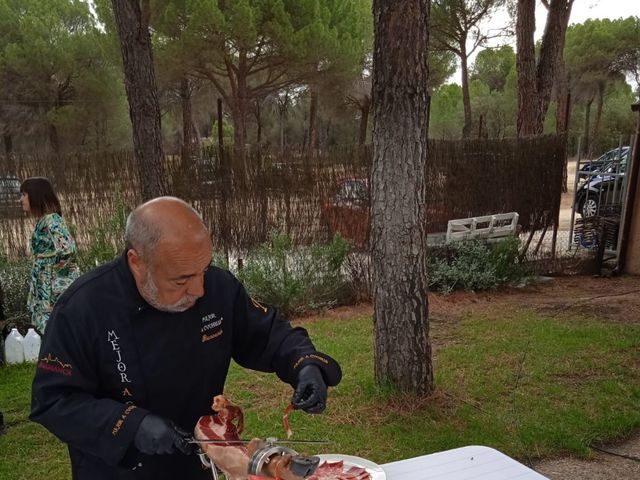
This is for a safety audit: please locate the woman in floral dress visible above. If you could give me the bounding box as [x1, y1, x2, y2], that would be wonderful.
[20, 177, 80, 334]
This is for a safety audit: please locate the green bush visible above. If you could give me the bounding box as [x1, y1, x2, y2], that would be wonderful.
[0, 256, 31, 330]
[77, 195, 129, 269]
[237, 232, 351, 318]
[428, 237, 527, 294]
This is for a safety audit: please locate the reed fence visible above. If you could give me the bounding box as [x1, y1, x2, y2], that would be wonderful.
[0, 135, 566, 259]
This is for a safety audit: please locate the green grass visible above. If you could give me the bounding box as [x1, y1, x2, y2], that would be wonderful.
[1, 308, 639, 479]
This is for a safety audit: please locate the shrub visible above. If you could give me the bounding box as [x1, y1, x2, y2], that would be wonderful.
[237, 232, 351, 318]
[0, 256, 31, 331]
[342, 252, 373, 302]
[212, 250, 230, 270]
[77, 195, 129, 269]
[428, 237, 527, 294]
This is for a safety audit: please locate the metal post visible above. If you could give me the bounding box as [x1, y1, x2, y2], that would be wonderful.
[616, 103, 640, 272]
[568, 137, 582, 249]
[609, 135, 624, 214]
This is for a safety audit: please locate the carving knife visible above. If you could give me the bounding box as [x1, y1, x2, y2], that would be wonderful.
[187, 436, 328, 445]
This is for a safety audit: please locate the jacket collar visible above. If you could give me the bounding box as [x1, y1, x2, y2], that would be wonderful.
[115, 251, 151, 314]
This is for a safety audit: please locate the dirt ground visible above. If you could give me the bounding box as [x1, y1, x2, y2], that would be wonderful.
[558, 158, 578, 230]
[299, 274, 640, 479]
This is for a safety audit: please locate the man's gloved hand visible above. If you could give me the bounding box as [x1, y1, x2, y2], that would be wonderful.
[133, 414, 193, 455]
[292, 365, 327, 414]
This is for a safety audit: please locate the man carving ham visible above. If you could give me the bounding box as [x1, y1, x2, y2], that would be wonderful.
[30, 197, 342, 480]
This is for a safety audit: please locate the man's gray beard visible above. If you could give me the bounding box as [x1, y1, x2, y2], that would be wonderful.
[141, 274, 197, 313]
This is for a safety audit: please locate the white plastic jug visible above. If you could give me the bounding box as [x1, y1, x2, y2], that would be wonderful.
[5, 328, 25, 364]
[23, 328, 41, 362]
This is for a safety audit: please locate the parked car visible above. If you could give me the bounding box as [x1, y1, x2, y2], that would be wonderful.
[574, 156, 627, 218]
[0, 176, 22, 218]
[578, 146, 629, 173]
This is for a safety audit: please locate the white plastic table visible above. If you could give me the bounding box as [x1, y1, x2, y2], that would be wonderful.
[381, 446, 548, 480]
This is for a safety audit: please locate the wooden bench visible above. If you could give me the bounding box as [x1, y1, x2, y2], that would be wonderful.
[446, 212, 520, 242]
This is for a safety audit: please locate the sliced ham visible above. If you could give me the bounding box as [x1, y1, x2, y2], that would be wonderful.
[283, 403, 295, 439]
[250, 460, 371, 480]
[308, 461, 371, 480]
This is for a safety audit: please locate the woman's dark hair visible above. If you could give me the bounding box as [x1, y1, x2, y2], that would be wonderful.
[19, 177, 62, 217]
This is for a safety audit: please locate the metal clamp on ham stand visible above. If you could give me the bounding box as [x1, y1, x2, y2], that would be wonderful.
[196, 437, 321, 480]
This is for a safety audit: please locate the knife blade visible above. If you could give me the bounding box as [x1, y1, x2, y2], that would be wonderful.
[187, 437, 328, 445]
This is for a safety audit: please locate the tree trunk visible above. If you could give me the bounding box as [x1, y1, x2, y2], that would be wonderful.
[371, 0, 432, 395]
[460, 40, 473, 139]
[517, 0, 573, 136]
[254, 99, 263, 144]
[555, 65, 570, 134]
[111, 0, 169, 200]
[516, 0, 537, 136]
[583, 99, 592, 156]
[231, 93, 248, 150]
[229, 56, 251, 181]
[180, 77, 199, 163]
[308, 86, 318, 152]
[230, 97, 249, 181]
[278, 92, 289, 155]
[533, 0, 573, 133]
[588, 82, 605, 157]
[48, 124, 60, 156]
[231, 51, 249, 151]
[3, 131, 13, 156]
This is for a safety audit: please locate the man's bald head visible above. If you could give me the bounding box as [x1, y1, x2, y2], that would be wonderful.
[126, 197, 212, 312]
[125, 196, 209, 259]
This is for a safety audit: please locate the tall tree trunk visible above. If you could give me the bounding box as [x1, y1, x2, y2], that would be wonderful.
[278, 92, 289, 155]
[308, 86, 318, 152]
[180, 77, 198, 163]
[111, 0, 169, 200]
[583, 99, 592, 156]
[49, 124, 60, 156]
[534, 0, 573, 133]
[231, 93, 248, 149]
[588, 82, 605, 157]
[460, 40, 473, 139]
[371, 0, 432, 395]
[232, 52, 249, 151]
[555, 61, 570, 192]
[254, 99, 263, 144]
[518, 0, 573, 136]
[516, 0, 537, 136]
[230, 98, 248, 181]
[3, 131, 13, 156]
[555, 65, 570, 134]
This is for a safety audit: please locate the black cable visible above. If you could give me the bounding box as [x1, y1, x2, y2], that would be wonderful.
[590, 445, 640, 463]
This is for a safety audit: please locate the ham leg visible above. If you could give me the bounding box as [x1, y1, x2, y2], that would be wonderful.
[195, 395, 320, 480]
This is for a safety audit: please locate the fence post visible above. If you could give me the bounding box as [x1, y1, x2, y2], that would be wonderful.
[616, 102, 640, 272]
[567, 136, 582, 249]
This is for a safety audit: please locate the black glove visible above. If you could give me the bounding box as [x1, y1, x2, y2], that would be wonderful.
[292, 365, 327, 414]
[133, 414, 193, 455]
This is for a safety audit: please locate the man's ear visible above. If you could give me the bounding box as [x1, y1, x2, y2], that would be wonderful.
[127, 248, 145, 280]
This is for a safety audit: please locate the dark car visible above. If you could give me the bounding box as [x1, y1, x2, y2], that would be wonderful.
[0, 176, 22, 218]
[578, 146, 629, 173]
[574, 156, 627, 218]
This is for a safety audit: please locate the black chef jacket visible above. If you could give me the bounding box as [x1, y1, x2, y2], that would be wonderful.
[30, 253, 341, 480]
